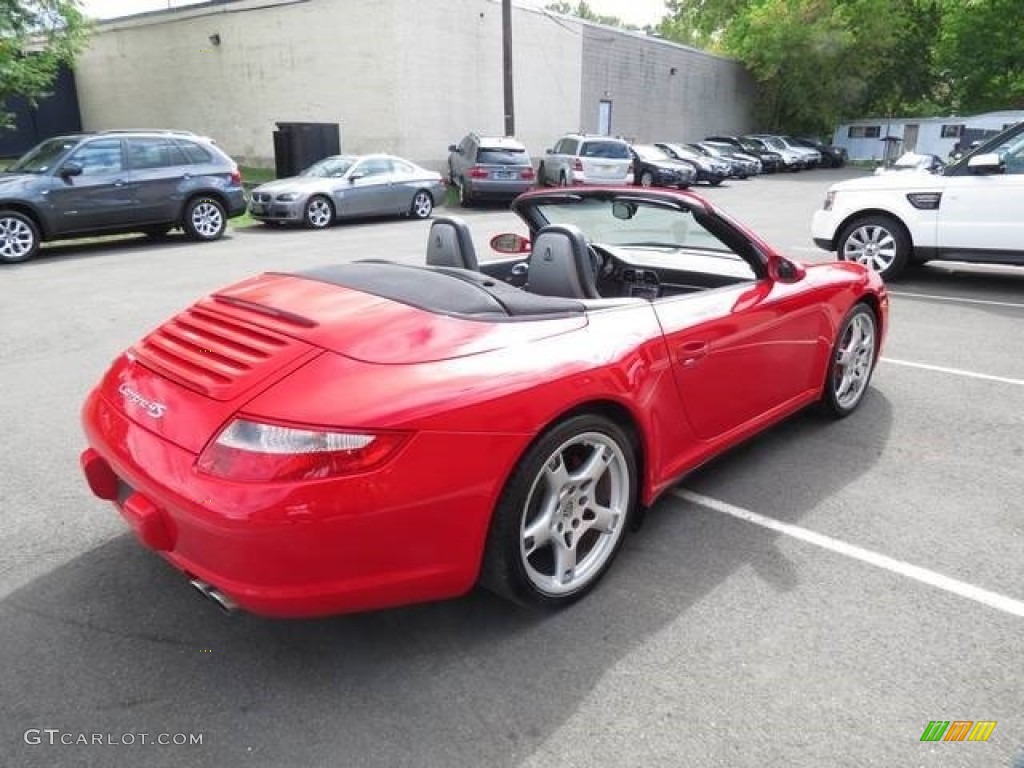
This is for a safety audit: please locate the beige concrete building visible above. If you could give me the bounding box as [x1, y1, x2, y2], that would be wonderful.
[74, 0, 755, 168]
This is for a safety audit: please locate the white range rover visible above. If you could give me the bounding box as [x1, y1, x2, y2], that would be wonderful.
[811, 121, 1024, 279]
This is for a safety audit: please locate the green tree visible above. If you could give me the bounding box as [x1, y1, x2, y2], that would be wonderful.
[0, 0, 90, 130]
[935, 0, 1024, 113]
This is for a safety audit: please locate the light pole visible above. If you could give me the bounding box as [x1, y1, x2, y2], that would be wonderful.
[502, 0, 515, 136]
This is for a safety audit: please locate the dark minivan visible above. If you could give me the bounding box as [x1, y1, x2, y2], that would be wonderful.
[0, 130, 246, 263]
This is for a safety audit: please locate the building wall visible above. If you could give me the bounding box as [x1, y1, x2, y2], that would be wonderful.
[579, 25, 756, 144]
[74, 0, 749, 169]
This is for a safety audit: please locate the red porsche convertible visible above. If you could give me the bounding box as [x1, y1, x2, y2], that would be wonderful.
[80, 187, 887, 617]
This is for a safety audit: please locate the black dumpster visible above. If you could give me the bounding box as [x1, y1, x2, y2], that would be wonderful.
[272, 122, 341, 178]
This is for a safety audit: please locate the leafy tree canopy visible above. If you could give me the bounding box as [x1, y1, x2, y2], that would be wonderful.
[0, 0, 90, 130]
[656, 0, 1024, 135]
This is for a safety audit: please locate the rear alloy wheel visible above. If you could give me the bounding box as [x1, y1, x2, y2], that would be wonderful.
[183, 197, 226, 241]
[304, 195, 334, 229]
[481, 414, 637, 608]
[819, 303, 877, 418]
[640, 171, 655, 187]
[837, 215, 910, 280]
[410, 190, 433, 219]
[0, 212, 41, 263]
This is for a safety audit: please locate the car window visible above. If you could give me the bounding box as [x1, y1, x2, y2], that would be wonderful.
[355, 158, 392, 177]
[580, 141, 630, 159]
[175, 139, 214, 165]
[125, 138, 189, 170]
[68, 139, 124, 175]
[302, 156, 355, 177]
[390, 159, 415, 174]
[555, 139, 577, 155]
[994, 133, 1024, 174]
[477, 148, 528, 165]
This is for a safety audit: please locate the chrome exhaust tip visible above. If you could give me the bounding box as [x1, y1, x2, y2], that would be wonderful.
[188, 578, 238, 614]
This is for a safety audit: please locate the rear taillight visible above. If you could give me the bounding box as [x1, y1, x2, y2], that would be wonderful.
[230, 166, 242, 185]
[521, 167, 536, 180]
[197, 418, 410, 482]
[573, 158, 584, 172]
[468, 166, 489, 178]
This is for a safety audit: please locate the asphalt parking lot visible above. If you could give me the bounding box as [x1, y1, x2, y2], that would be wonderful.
[2, 170, 1021, 768]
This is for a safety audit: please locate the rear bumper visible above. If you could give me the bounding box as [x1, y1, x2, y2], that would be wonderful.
[79, 388, 524, 617]
[225, 188, 247, 217]
[464, 178, 534, 200]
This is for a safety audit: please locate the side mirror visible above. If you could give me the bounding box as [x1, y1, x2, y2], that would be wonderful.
[967, 153, 1003, 174]
[490, 233, 531, 254]
[447, 144, 458, 153]
[59, 161, 83, 179]
[348, 172, 365, 183]
[774, 257, 805, 282]
[545, 148, 554, 155]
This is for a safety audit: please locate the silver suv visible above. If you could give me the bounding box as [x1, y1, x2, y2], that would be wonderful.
[446, 133, 536, 206]
[539, 134, 633, 186]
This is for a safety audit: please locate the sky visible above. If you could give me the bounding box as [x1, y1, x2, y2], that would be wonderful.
[78, 0, 668, 28]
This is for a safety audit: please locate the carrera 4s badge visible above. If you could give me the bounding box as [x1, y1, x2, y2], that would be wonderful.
[118, 383, 167, 419]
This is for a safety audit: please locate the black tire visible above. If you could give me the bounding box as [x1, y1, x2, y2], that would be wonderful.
[836, 214, 911, 280]
[640, 171, 655, 187]
[537, 162, 548, 187]
[182, 197, 227, 242]
[709, 177, 723, 187]
[409, 190, 434, 219]
[0, 210, 41, 263]
[818, 303, 878, 419]
[458, 178, 473, 208]
[304, 195, 334, 229]
[480, 414, 637, 608]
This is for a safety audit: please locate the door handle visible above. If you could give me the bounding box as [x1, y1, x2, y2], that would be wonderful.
[114, 180, 125, 187]
[678, 341, 709, 367]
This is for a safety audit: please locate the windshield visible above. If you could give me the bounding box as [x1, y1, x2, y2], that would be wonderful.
[663, 143, 699, 160]
[7, 138, 78, 174]
[633, 145, 672, 162]
[533, 197, 735, 254]
[580, 141, 630, 160]
[478, 148, 529, 165]
[760, 137, 786, 150]
[301, 156, 356, 178]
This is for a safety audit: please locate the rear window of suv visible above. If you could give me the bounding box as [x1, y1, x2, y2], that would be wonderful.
[175, 139, 214, 164]
[478, 147, 529, 165]
[580, 141, 630, 159]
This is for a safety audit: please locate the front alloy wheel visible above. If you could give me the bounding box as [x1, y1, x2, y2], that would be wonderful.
[838, 215, 910, 279]
[0, 212, 40, 263]
[820, 303, 877, 418]
[481, 414, 637, 607]
[305, 195, 334, 229]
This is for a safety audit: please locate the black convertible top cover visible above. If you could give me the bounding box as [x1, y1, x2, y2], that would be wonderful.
[288, 262, 586, 320]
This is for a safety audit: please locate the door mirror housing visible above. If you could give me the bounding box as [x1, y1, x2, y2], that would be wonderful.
[447, 144, 458, 153]
[967, 153, 1003, 174]
[59, 161, 83, 178]
[773, 257, 805, 282]
[348, 172, 365, 183]
[490, 232, 531, 254]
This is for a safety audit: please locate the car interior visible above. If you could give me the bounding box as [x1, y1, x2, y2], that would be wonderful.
[423, 206, 760, 307]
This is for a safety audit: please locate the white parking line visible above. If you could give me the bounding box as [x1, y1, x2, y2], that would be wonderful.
[880, 357, 1024, 387]
[671, 489, 1024, 618]
[889, 290, 1024, 310]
